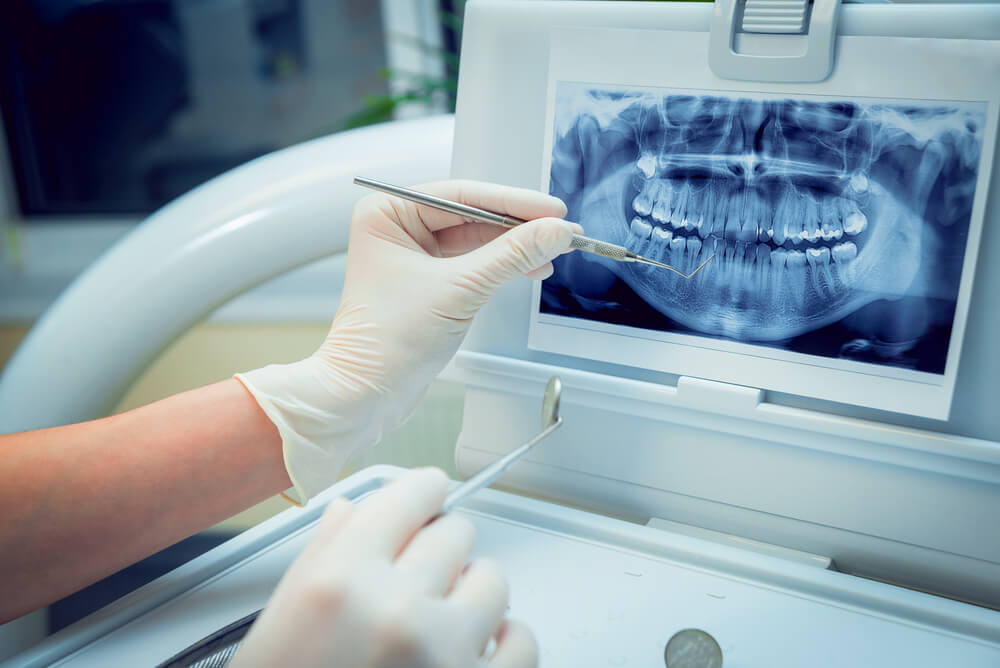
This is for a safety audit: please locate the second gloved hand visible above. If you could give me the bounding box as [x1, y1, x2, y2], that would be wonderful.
[230, 468, 538, 668]
[237, 180, 578, 503]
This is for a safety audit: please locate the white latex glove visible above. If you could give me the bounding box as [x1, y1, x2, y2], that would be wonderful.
[237, 180, 577, 503]
[230, 467, 537, 668]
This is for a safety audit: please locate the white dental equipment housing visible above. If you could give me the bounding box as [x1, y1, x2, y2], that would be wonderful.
[2, 2, 999, 666]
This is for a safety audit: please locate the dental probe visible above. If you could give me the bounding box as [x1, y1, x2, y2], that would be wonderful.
[354, 176, 713, 278]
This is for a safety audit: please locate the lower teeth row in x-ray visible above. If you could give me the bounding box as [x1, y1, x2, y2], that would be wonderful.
[544, 85, 986, 374]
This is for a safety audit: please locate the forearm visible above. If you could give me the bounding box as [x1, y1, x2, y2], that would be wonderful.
[0, 379, 291, 622]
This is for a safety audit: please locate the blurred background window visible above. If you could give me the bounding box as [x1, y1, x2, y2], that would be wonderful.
[0, 0, 464, 640]
[0, 0, 460, 218]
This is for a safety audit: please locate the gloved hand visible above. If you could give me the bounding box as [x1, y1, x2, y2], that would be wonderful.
[236, 180, 577, 503]
[230, 467, 537, 668]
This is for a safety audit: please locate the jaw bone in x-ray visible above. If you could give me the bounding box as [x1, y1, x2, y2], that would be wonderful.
[544, 84, 985, 373]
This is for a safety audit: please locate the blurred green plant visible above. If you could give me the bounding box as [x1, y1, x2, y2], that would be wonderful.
[343, 2, 464, 129]
[343, 0, 711, 130]
[3, 223, 21, 266]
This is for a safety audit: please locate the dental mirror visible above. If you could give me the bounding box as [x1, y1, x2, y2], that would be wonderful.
[440, 376, 564, 513]
[541, 376, 562, 430]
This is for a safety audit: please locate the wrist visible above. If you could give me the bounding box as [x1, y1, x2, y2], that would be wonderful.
[235, 357, 383, 504]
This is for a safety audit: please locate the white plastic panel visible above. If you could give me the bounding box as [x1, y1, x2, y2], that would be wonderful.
[453, 351, 1000, 608]
[450, 0, 1000, 606]
[8, 467, 1000, 667]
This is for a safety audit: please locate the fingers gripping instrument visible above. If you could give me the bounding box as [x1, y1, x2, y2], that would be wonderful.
[354, 177, 713, 279]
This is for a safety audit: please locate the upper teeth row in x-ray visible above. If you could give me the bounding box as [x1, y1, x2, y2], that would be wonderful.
[548, 88, 985, 342]
[630, 176, 868, 247]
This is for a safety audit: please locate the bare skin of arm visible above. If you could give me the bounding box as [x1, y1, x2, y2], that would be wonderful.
[0, 378, 291, 623]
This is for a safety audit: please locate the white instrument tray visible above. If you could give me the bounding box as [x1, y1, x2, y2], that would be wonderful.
[9, 466, 999, 667]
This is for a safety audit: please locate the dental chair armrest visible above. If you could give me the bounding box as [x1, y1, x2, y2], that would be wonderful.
[0, 116, 454, 433]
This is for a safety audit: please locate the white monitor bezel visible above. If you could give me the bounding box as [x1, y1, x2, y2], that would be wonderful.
[528, 28, 1000, 420]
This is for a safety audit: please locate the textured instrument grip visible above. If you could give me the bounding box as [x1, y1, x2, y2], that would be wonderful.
[571, 235, 628, 261]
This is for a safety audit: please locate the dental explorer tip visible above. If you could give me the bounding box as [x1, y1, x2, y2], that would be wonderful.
[687, 253, 715, 278]
[636, 252, 714, 279]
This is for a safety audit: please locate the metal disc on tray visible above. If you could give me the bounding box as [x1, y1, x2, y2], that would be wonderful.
[664, 628, 723, 668]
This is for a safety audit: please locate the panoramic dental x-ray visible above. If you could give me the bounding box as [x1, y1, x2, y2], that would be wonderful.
[544, 84, 986, 375]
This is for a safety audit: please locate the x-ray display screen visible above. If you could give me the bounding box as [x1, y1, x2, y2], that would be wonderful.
[539, 83, 986, 382]
[525, 29, 999, 418]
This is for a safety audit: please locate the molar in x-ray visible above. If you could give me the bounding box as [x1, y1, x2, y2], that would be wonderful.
[543, 84, 986, 373]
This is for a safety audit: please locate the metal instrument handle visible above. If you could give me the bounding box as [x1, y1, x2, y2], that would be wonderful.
[440, 418, 563, 514]
[353, 177, 650, 268]
[570, 235, 628, 261]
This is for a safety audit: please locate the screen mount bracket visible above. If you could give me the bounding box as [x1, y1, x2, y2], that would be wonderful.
[709, 0, 841, 83]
